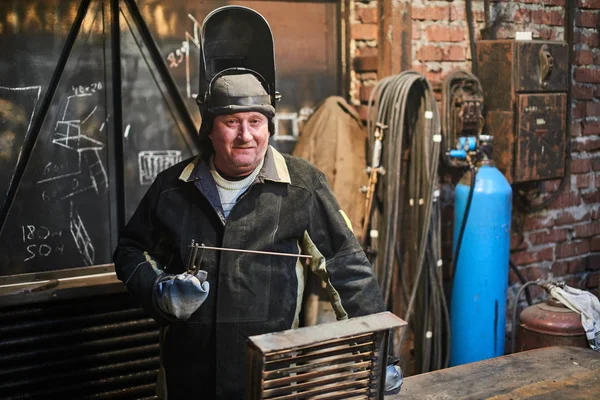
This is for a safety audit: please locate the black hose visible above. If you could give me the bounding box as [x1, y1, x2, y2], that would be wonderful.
[466, 0, 478, 76]
[509, 260, 533, 306]
[451, 165, 477, 279]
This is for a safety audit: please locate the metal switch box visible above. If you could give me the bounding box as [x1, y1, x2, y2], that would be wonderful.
[476, 40, 568, 183]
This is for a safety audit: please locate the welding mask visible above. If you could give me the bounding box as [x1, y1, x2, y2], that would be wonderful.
[196, 6, 280, 138]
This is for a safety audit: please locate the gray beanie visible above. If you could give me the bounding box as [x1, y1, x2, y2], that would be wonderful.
[206, 73, 275, 117]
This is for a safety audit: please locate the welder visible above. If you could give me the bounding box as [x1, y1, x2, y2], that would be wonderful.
[113, 6, 390, 399]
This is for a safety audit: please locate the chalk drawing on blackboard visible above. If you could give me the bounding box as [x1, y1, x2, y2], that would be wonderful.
[165, 14, 200, 99]
[70, 201, 94, 265]
[138, 150, 182, 185]
[37, 93, 108, 200]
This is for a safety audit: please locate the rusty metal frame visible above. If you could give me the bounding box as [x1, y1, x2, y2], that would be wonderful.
[245, 312, 406, 400]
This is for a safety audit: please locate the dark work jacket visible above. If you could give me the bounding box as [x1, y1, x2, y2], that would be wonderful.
[113, 146, 386, 399]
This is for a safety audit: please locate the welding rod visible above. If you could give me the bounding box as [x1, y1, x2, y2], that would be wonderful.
[193, 244, 312, 259]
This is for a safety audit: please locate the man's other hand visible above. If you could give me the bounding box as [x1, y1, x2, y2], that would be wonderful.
[153, 272, 210, 321]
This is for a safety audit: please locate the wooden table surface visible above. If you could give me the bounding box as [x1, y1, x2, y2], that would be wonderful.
[391, 346, 600, 399]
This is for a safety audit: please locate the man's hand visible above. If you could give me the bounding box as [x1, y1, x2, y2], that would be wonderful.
[153, 271, 210, 321]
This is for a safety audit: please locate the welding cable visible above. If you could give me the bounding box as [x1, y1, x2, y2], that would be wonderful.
[509, 260, 533, 306]
[365, 71, 448, 372]
[510, 281, 541, 354]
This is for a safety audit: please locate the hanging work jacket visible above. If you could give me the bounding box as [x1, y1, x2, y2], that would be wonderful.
[113, 145, 386, 399]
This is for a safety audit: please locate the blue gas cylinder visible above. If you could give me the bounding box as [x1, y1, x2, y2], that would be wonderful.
[450, 161, 512, 366]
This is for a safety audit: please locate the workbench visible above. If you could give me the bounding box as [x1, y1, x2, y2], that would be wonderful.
[393, 346, 600, 399]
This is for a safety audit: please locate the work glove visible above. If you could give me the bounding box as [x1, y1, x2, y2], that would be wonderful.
[384, 364, 403, 395]
[153, 270, 209, 321]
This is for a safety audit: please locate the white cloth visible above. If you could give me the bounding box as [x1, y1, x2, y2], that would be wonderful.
[546, 283, 600, 351]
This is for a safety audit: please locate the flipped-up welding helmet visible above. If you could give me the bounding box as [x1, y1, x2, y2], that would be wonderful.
[196, 6, 280, 129]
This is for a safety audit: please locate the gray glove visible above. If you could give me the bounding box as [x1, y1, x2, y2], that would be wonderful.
[153, 270, 209, 321]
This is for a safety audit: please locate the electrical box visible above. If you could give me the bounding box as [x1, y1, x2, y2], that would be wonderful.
[476, 40, 568, 183]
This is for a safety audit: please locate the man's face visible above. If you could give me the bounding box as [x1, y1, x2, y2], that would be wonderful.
[209, 111, 270, 177]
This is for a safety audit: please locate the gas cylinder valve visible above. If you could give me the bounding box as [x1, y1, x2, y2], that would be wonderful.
[447, 134, 494, 165]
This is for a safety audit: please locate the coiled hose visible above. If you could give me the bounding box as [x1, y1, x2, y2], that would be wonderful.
[365, 71, 450, 372]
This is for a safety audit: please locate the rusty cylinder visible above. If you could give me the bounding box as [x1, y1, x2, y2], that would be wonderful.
[516, 298, 588, 352]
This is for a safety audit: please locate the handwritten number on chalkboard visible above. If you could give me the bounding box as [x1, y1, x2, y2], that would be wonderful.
[71, 82, 103, 95]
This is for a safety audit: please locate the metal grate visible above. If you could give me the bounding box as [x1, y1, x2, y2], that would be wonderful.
[246, 312, 406, 400]
[0, 292, 160, 399]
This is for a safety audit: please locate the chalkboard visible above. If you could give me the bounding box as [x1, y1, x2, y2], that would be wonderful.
[0, 0, 340, 279]
[0, 1, 112, 274]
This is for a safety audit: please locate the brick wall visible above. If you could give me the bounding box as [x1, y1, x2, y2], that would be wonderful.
[348, 0, 600, 327]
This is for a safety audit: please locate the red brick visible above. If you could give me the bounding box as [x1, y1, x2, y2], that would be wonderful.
[442, 45, 466, 61]
[584, 100, 600, 116]
[571, 158, 593, 174]
[596, 84, 600, 97]
[555, 210, 592, 227]
[575, 50, 594, 65]
[519, 0, 565, 5]
[532, 9, 565, 26]
[574, 67, 600, 83]
[417, 46, 443, 61]
[552, 259, 587, 276]
[413, 6, 451, 21]
[355, 46, 378, 58]
[583, 121, 600, 135]
[573, 102, 587, 119]
[351, 23, 377, 40]
[536, 27, 559, 41]
[588, 272, 600, 288]
[356, 7, 378, 24]
[587, 253, 600, 270]
[412, 23, 421, 40]
[423, 70, 443, 84]
[353, 56, 378, 72]
[578, 0, 600, 9]
[527, 228, 569, 246]
[574, 31, 600, 48]
[542, 179, 562, 192]
[359, 84, 375, 103]
[523, 215, 555, 231]
[556, 239, 590, 259]
[574, 173, 592, 188]
[572, 122, 583, 137]
[572, 138, 600, 152]
[576, 10, 600, 28]
[575, 221, 600, 238]
[424, 25, 465, 42]
[592, 236, 600, 251]
[582, 189, 600, 204]
[593, 158, 600, 171]
[573, 84, 595, 100]
[547, 190, 582, 210]
[511, 247, 554, 266]
[513, 8, 532, 24]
